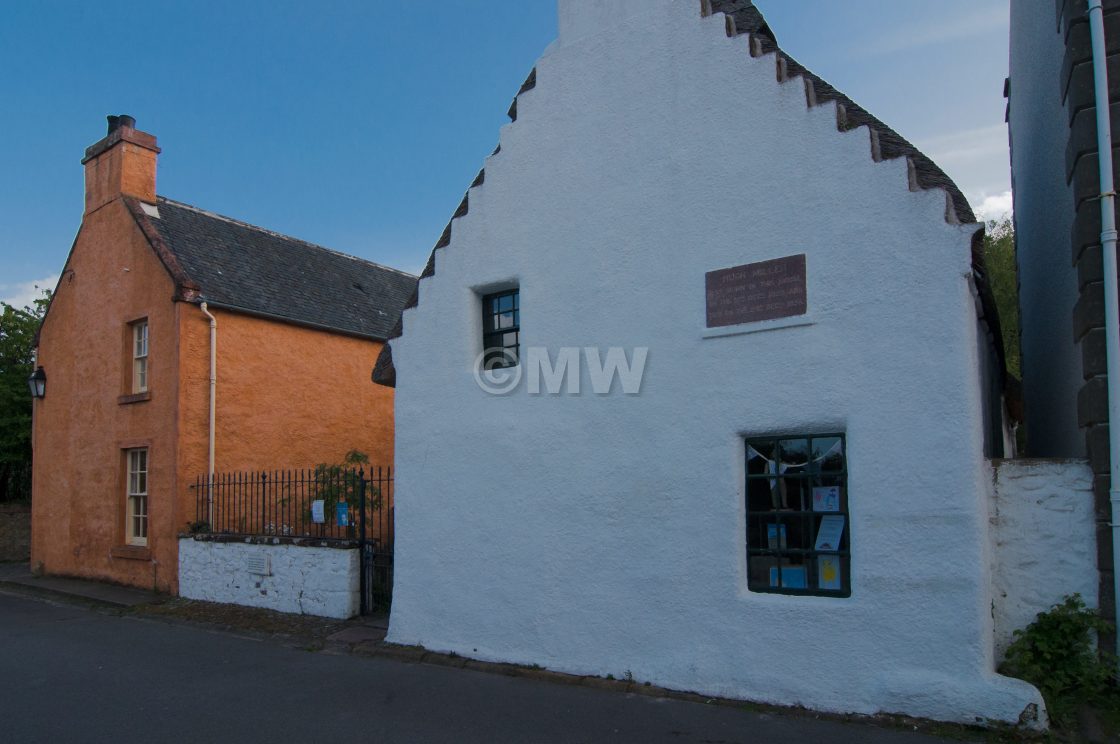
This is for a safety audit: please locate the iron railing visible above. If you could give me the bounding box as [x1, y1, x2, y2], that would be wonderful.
[190, 467, 388, 540]
[188, 466, 394, 612]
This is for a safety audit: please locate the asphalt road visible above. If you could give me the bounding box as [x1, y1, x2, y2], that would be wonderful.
[0, 591, 961, 744]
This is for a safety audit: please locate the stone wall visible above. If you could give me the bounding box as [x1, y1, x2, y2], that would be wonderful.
[178, 537, 359, 619]
[1057, 0, 1120, 634]
[990, 459, 1098, 658]
[0, 503, 31, 562]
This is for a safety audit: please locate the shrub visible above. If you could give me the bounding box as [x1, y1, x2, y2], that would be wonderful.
[999, 594, 1116, 724]
[186, 520, 211, 535]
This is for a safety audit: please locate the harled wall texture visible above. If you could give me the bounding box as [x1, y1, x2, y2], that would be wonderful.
[989, 459, 1097, 658]
[178, 537, 359, 618]
[31, 198, 182, 592]
[33, 201, 395, 594]
[386, 0, 1041, 727]
[175, 306, 394, 513]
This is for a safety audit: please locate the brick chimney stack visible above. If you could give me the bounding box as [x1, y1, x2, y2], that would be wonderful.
[81, 114, 160, 215]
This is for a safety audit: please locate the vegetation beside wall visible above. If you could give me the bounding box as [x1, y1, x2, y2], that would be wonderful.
[0, 290, 49, 502]
[983, 217, 1020, 381]
[999, 594, 1118, 729]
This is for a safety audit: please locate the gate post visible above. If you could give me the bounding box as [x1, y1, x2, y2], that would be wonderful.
[260, 472, 268, 534]
[358, 468, 368, 615]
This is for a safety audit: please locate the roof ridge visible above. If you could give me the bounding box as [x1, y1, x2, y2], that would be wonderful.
[154, 196, 417, 279]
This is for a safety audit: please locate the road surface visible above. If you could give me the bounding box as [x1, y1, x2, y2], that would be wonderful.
[0, 590, 963, 743]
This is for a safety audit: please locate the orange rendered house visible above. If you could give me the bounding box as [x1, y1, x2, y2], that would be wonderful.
[30, 116, 415, 593]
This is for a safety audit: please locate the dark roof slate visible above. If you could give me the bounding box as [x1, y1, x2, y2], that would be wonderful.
[140, 197, 417, 340]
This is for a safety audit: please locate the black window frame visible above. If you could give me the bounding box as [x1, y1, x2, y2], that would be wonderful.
[481, 289, 520, 369]
[745, 432, 850, 598]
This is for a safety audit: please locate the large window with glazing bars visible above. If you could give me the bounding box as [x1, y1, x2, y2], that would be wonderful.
[745, 433, 849, 597]
[126, 448, 148, 546]
[132, 320, 149, 393]
[482, 289, 520, 368]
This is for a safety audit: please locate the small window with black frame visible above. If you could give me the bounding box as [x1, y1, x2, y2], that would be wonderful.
[482, 289, 520, 368]
[745, 433, 850, 597]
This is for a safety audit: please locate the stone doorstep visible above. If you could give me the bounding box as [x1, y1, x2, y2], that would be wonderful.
[325, 625, 388, 645]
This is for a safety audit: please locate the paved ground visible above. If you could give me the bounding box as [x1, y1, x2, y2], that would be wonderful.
[0, 562, 158, 606]
[0, 590, 966, 744]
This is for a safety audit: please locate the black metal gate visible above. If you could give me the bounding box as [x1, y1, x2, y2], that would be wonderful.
[358, 466, 394, 615]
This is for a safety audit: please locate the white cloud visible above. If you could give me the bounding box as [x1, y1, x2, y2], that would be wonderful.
[915, 125, 1011, 213]
[916, 124, 1008, 165]
[854, 5, 1008, 58]
[972, 190, 1013, 222]
[1, 275, 57, 310]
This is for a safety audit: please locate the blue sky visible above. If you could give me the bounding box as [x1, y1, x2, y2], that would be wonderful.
[0, 0, 1010, 308]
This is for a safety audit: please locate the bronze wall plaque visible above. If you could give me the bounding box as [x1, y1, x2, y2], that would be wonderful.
[705, 254, 807, 328]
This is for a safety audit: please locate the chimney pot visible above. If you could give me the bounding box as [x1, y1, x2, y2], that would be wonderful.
[84, 115, 159, 214]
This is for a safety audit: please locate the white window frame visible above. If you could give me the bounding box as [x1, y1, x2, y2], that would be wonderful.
[132, 320, 149, 393]
[126, 448, 148, 547]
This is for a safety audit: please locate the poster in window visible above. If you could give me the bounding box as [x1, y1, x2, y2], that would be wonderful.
[766, 523, 787, 550]
[814, 515, 845, 551]
[818, 555, 843, 591]
[812, 486, 840, 512]
[769, 565, 808, 589]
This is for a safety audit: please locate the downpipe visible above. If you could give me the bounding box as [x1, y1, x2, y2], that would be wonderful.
[200, 302, 217, 527]
[1087, 0, 1120, 667]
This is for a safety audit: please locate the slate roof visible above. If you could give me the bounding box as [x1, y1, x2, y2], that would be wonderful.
[129, 197, 417, 341]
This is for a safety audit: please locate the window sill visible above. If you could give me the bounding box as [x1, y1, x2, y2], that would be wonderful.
[118, 391, 151, 405]
[702, 314, 814, 339]
[110, 545, 151, 561]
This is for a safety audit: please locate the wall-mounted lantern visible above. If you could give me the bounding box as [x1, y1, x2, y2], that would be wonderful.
[27, 366, 46, 399]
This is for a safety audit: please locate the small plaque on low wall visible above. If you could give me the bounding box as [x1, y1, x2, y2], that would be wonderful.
[705, 254, 807, 328]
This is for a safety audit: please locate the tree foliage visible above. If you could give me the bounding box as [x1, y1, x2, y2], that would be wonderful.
[307, 450, 381, 531]
[0, 289, 50, 501]
[983, 218, 1021, 381]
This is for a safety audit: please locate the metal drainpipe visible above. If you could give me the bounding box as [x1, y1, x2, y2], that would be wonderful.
[1088, 0, 1120, 665]
[200, 303, 217, 526]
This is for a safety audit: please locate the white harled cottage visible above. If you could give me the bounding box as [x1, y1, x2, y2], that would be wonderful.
[374, 0, 1048, 726]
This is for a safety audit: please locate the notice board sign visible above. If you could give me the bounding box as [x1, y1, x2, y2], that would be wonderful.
[705, 254, 807, 328]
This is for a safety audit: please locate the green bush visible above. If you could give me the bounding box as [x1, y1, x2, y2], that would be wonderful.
[186, 520, 211, 535]
[999, 594, 1116, 724]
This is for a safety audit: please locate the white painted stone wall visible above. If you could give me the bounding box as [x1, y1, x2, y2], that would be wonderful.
[990, 459, 1098, 658]
[387, 0, 1043, 727]
[178, 538, 359, 619]
[1008, 0, 1083, 457]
